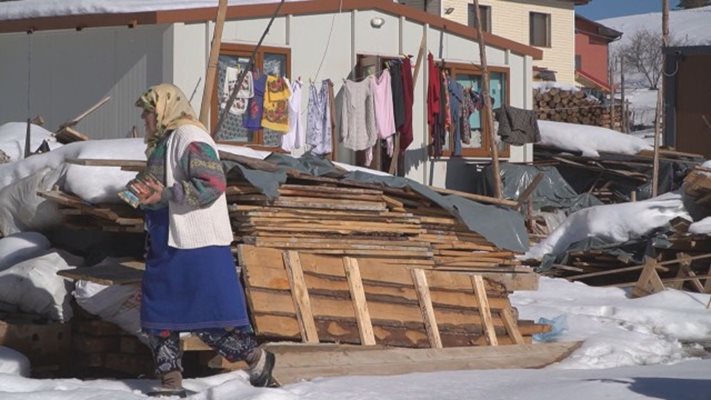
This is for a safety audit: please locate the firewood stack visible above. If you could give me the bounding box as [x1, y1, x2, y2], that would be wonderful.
[534, 87, 624, 130]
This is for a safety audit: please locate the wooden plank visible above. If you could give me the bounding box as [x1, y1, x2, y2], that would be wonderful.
[283, 251, 319, 343]
[57, 261, 144, 285]
[64, 158, 146, 168]
[266, 341, 583, 384]
[471, 275, 498, 346]
[500, 304, 525, 345]
[410, 269, 443, 349]
[631, 256, 666, 298]
[343, 257, 376, 346]
[515, 172, 545, 210]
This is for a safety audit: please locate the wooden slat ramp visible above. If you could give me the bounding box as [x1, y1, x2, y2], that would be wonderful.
[264, 341, 583, 385]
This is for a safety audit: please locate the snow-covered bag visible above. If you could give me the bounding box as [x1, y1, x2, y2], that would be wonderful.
[0, 167, 63, 236]
[0, 346, 30, 377]
[73, 270, 142, 338]
[538, 120, 652, 157]
[0, 122, 62, 162]
[0, 232, 51, 272]
[0, 251, 77, 321]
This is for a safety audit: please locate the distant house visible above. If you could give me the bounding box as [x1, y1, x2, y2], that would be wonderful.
[663, 45, 711, 157]
[0, 0, 542, 189]
[574, 15, 622, 92]
[398, 0, 591, 85]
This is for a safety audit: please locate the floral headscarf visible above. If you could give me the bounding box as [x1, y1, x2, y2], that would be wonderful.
[135, 83, 207, 156]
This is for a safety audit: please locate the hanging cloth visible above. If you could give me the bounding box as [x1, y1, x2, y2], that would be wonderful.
[447, 78, 464, 156]
[339, 78, 377, 166]
[221, 67, 253, 115]
[399, 57, 414, 151]
[306, 80, 332, 155]
[370, 69, 396, 157]
[281, 78, 303, 152]
[261, 75, 291, 133]
[243, 73, 267, 130]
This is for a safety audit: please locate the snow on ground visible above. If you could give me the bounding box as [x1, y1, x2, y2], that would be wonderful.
[1, 276, 710, 399]
[538, 120, 653, 157]
[0, 348, 29, 377]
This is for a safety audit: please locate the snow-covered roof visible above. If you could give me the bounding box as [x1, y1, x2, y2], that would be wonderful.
[0, 0, 543, 60]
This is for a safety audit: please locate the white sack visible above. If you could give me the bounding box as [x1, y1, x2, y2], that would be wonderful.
[0, 167, 63, 236]
[0, 232, 51, 272]
[0, 252, 77, 321]
[0, 346, 30, 377]
[0, 122, 62, 162]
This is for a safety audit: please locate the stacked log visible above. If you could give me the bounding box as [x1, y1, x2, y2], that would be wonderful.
[534, 87, 624, 130]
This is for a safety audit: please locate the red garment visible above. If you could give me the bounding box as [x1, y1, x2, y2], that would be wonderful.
[400, 57, 414, 151]
[426, 53, 440, 128]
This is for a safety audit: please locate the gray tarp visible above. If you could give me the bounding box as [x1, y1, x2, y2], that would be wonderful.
[223, 154, 529, 253]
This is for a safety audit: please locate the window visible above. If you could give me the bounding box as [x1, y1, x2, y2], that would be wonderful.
[468, 4, 491, 33]
[437, 62, 510, 158]
[212, 43, 290, 149]
[529, 12, 551, 47]
[575, 55, 582, 70]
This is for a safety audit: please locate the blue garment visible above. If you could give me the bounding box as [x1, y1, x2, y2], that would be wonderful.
[448, 78, 464, 156]
[243, 74, 267, 130]
[141, 207, 251, 331]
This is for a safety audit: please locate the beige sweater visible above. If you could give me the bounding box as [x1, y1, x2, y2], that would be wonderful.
[165, 125, 233, 249]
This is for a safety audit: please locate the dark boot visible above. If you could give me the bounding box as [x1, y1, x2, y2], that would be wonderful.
[248, 349, 278, 387]
[146, 370, 187, 398]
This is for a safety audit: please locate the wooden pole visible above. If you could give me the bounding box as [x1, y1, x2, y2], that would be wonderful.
[609, 57, 615, 130]
[620, 56, 627, 133]
[24, 118, 31, 158]
[472, 0, 502, 199]
[199, 0, 229, 126]
[652, 0, 670, 197]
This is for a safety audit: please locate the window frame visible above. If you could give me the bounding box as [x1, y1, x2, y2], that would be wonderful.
[468, 4, 492, 33]
[529, 12, 551, 48]
[211, 43, 291, 151]
[438, 62, 510, 158]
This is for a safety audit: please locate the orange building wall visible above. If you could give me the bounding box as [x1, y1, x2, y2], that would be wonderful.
[575, 20, 611, 86]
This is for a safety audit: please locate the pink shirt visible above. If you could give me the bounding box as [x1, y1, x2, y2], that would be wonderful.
[370, 70, 396, 140]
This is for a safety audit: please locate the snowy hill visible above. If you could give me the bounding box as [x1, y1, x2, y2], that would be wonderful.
[599, 5, 711, 48]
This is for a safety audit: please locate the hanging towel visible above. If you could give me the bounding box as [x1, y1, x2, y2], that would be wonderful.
[261, 75, 291, 132]
[281, 78, 303, 152]
[221, 67, 253, 115]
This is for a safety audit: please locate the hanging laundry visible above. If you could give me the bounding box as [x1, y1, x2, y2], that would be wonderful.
[370, 69, 396, 157]
[399, 57, 414, 152]
[261, 75, 291, 133]
[221, 67, 253, 115]
[389, 59, 405, 129]
[427, 54, 447, 157]
[447, 78, 464, 156]
[306, 80, 332, 155]
[327, 79, 337, 146]
[461, 88, 479, 145]
[281, 78, 303, 152]
[494, 104, 541, 145]
[339, 78, 377, 166]
[243, 73, 267, 130]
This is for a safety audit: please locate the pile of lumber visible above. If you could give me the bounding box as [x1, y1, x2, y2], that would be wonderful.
[37, 153, 547, 352]
[534, 87, 623, 130]
[37, 190, 143, 233]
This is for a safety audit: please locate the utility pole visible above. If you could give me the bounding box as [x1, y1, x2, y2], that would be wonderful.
[652, 0, 670, 197]
[620, 56, 627, 133]
[472, 0, 502, 199]
[199, 0, 228, 127]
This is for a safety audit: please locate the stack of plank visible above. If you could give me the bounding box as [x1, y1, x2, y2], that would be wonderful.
[38, 153, 547, 355]
[37, 190, 143, 233]
[534, 87, 624, 130]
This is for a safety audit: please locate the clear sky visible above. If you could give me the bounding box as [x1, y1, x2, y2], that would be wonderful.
[576, 0, 664, 21]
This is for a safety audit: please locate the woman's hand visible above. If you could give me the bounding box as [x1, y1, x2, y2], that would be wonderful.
[130, 175, 165, 205]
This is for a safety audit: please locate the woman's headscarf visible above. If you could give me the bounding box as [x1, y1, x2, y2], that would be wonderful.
[135, 83, 208, 156]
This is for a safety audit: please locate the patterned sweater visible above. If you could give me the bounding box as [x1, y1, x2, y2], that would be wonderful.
[145, 133, 227, 209]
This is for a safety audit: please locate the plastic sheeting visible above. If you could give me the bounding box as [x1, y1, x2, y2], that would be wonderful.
[223, 154, 529, 253]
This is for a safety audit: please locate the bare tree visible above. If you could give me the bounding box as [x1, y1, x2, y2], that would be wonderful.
[620, 29, 687, 89]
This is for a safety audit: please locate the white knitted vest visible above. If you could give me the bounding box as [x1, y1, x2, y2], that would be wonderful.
[165, 125, 233, 249]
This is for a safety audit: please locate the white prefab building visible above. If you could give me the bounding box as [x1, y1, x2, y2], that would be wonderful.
[0, 0, 542, 189]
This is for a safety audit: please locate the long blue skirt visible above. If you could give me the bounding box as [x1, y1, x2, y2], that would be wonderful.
[140, 207, 251, 331]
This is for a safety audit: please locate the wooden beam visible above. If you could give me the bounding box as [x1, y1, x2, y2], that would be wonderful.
[342, 257, 376, 345]
[282, 251, 319, 343]
[472, 0, 502, 199]
[199, 0, 228, 126]
[500, 303, 525, 345]
[410, 268, 443, 348]
[631, 256, 666, 298]
[515, 172, 544, 210]
[471, 275, 498, 346]
[431, 186, 518, 208]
